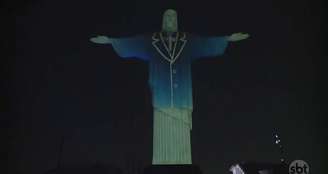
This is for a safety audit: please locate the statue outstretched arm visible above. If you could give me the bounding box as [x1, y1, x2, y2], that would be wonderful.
[226, 32, 250, 42]
[89, 35, 149, 60]
[90, 35, 113, 44]
[191, 32, 249, 59]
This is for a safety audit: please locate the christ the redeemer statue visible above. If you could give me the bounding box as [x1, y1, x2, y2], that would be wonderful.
[90, 9, 249, 165]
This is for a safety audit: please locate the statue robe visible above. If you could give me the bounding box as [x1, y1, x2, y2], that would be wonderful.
[110, 32, 228, 164]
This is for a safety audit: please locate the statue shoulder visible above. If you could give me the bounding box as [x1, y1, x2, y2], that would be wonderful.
[178, 32, 187, 40]
[152, 32, 160, 40]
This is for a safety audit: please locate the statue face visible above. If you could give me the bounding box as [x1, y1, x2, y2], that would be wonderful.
[162, 9, 178, 32]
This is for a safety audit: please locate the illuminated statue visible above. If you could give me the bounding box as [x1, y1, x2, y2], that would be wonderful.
[90, 9, 249, 165]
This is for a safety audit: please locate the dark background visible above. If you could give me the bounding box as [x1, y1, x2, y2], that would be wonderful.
[1, 0, 327, 174]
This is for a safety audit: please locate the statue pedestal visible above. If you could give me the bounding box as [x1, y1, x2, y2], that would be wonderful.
[143, 165, 202, 174]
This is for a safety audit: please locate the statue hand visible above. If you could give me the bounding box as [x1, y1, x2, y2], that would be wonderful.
[227, 32, 250, 42]
[90, 35, 112, 44]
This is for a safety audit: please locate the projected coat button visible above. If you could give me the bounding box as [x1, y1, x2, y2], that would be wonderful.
[172, 69, 177, 74]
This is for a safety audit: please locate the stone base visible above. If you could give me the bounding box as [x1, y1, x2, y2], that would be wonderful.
[143, 165, 202, 174]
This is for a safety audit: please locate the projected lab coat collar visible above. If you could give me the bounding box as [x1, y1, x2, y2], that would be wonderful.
[152, 32, 187, 64]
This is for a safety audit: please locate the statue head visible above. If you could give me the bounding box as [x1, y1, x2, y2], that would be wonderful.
[162, 9, 178, 32]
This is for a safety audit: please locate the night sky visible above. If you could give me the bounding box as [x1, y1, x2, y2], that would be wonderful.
[1, 0, 327, 174]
